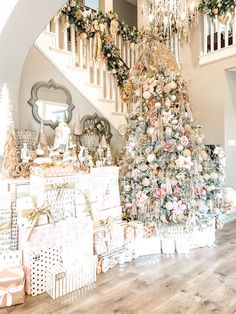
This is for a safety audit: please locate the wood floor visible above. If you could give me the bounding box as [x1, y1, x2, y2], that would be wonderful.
[3, 220, 236, 314]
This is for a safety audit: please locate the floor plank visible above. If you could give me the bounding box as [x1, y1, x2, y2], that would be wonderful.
[2, 220, 236, 314]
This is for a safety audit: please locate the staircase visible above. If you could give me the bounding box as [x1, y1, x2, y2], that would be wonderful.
[34, 11, 139, 132]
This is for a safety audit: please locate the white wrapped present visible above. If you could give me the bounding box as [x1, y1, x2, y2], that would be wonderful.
[0, 250, 22, 269]
[30, 175, 76, 222]
[161, 238, 176, 254]
[0, 189, 13, 252]
[46, 256, 97, 299]
[137, 237, 161, 256]
[16, 197, 53, 234]
[90, 167, 120, 210]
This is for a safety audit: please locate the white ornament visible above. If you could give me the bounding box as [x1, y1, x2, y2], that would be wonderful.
[165, 201, 174, 211]
[155, 102, 161, 109]
[147, 153, 156, 162]
[125, 184, 131, 192]
[171, 95, 176, 101]
[142, 178, 150, 187]
[147, 127, 155, 137]
[177, 144, 184, 151]
[143, 91, 151, 100]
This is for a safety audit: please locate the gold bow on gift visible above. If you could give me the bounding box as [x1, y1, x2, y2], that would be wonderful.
[45, 183, 75, 200]
[99, 216, 121, 231]
[0, 221, 11, 231]
[20, 199, 54, 240]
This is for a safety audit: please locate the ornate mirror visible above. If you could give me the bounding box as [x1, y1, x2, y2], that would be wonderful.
[28, 79, 75, 129]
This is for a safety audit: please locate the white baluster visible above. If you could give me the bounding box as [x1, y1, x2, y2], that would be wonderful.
[70, 25, 76, 66]
[210, 19, 215, 52]
[103, 66, 107, 99]
[225, 20, 229, 48]
[63, 15, 68, 50]
[53, 15, 60, 48]
[115, 85, 119, 113]
[233, 9, 236, 45]
[127, 44, 131, 68]
[203, 14, 208, 55]
[217, 20, 221, 50]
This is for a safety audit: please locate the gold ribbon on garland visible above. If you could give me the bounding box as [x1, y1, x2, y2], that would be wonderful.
[45, 183, 75, 200]
[20, 199, 54, 240]
[0, 221, 11, 231]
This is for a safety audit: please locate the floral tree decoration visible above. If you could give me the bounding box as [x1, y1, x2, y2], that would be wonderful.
[61, 0, 138, 88]
[199, 0, 236, 20]
[120, 38, 228, 229]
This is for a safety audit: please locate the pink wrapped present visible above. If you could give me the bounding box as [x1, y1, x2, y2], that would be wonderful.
[93, 230, 109, 255]
[124, 224, 135, 241]
[0, 266, 25, 308]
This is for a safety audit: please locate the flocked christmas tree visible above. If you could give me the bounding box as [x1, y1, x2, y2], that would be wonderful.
[121, 38, 227, 229]
[0, 84, 19, 178]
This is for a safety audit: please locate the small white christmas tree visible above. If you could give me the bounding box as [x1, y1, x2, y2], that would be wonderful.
[0, 84, 15, 157]
[0, 84, 19, 178]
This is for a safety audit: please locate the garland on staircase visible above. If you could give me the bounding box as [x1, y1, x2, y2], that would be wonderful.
[61, 0, 138, 88]
[199, 0, 236, 21]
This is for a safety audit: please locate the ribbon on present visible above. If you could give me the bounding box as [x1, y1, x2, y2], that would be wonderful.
[20, 199, 54, 240]
[0, 221, 11, 231]
[45, 182, 75, 200]
[98, 216, 122, 232]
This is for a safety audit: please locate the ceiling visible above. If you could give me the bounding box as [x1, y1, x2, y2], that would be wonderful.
[126, 0, 137, 6]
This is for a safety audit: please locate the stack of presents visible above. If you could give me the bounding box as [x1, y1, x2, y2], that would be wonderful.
[0, 166, 216, 308]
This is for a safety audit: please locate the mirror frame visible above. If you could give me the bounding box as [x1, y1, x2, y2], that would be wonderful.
[28, 79, 75, 129]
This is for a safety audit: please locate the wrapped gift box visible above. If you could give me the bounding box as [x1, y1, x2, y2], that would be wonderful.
[46, 256, 97, 299]
[161, 238, 176, 254]
[0, 250, 22, 269]
[0, 189, 13, 252]
[89, 167, 120, 210]
[0, 266, 25, 308]
[92, 206, 123, 223]
[30, 175, 76, 222]
[59, 217, 94, 260]
[31, 165, 75, 178]
[16, 196, 53, 231]
[137, 237, 161, 256]
[24, 246, 61, 296]
[108, 222, 125, 252]
[93, 229, 109, 255]
[175, 238, 190, 255]
[98, 247, 126, 274]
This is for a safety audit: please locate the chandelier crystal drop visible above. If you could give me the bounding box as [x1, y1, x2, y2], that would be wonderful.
[141, 0, 199, 40]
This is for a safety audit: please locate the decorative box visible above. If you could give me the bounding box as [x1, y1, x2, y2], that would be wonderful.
[93, 229, 109, 255]
[46, 256, 97, 299]
[30, 175, 76, 222]
[0, 188, 13, 252]
[59, 217, 94, 260]
[0, 266, 25, 308]
[175, 238, 190, 255]
[31, 165, 75, 178]
[24, 246, 61, 296]
[90, 167, 121, 210]
[92, 206, 123, 223]
[16, 196, 53, 233]
[191, 221, 216, 249]
[108, 222, 125, 252]
[0, 250, 22, 269]
[161, 238, 176, 254]
[98, 247, 126, 273]
[137, 237, 161, 256]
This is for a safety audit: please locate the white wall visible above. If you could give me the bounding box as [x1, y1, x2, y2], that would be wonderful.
[224, 70, 236, 188]
[0, 0, 66, 126]
[180, 21, 236, 188]
[113, 0, 137, 27]
[19, 46, 123, 155]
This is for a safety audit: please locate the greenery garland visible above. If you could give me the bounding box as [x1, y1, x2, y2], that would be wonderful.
[199, 0, 236, 19]
[61, 0, 137, 88]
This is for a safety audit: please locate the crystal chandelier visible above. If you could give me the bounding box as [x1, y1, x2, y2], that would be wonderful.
[141, 0, 199, 40]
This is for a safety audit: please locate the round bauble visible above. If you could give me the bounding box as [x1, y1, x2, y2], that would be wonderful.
[124, 184, 131, 192]
[142, 177, 150, 187]
[143, 91, 151, 100]
[155, 102, 161, 109]
[147, 127, 155, 137]
[165, 201, 174, 211]
[177, 144, 184, 151]
[169, 81, 177, 90]
[147, 153, 156, 163]
[171, 95, 177, 101]
[138, 163, 148, 172]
